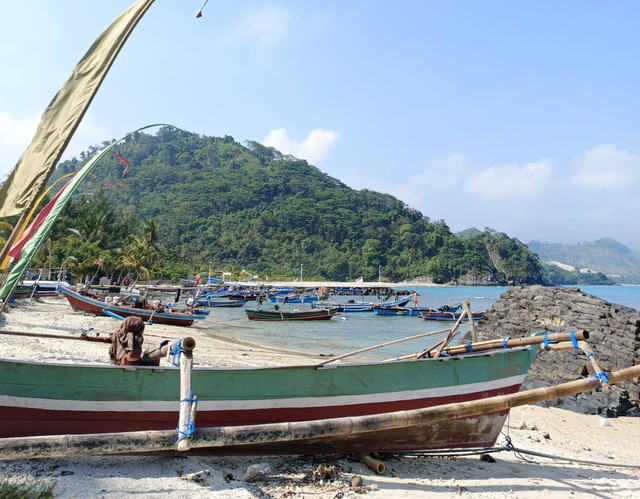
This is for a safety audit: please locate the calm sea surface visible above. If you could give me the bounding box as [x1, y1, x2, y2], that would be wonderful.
[198, 285, 640, 362]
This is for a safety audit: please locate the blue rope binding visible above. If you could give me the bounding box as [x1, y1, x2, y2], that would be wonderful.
[570, 330, 580, 349]
[592, 372, 609, 387]
[170, 339, 187, 366]
[175, 391, 198, 443]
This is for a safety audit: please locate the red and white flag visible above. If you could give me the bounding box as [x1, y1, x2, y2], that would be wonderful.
[92, 257, 102, 266]
[355, 276, 364, 283]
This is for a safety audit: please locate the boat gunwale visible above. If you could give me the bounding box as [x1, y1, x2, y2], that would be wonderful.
[0, 344, 534, 372]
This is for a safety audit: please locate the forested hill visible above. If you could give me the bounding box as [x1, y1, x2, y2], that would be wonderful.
[51, 128, 542, 284]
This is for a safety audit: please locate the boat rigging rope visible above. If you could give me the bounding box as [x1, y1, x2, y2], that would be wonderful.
[396, 434, 640, 469]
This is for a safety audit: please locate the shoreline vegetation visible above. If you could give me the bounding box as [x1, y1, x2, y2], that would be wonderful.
[0, 296, 639, 497]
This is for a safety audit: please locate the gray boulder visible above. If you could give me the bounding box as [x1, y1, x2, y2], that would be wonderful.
[467, 285, 640, 416]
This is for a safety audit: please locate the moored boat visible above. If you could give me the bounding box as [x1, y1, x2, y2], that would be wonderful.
[373, 306, 413, 315]
[268, 294, 319, 304]
[195, 299, 246, 308]
[59, 287, 204, 327]
[374, 305, 470, 317]
[421, 310, 485, 321]
[313, 302, 375, 312]
[245, 306, 340, 321]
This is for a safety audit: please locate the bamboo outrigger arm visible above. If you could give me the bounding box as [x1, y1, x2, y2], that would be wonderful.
[0, 329, 112, 343]
[1, 363, 638, 461]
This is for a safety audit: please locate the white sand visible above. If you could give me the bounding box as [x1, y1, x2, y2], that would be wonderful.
[1, 296, 639, 498]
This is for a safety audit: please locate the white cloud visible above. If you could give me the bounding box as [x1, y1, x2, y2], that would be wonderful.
[411, 153, 471, 190]
[226, 6, 291, 48]
[263, 128, 341, 164]
[391, 153, 470, 208]
[463, 159, 553, 200]
[569, 144, 639, 189]
[0, 111, 109, 180]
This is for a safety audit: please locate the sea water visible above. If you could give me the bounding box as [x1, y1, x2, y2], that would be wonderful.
[198, 285, 640, 362]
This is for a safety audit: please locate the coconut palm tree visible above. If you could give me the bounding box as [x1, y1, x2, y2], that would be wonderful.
[121, 236, 152, 287]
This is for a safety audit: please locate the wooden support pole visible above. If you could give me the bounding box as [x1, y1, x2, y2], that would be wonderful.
[2, 364, 637, 461]
[355, 453, 386, 474]
[176, 346, 194, 451]
[577, 340, 605, 376]
[542, 338, 605, 377]
[143, 336, 197, 450]
[433, 308, 469, 358]
[462, 299, 477, 342]
[418, 338, 447, 359]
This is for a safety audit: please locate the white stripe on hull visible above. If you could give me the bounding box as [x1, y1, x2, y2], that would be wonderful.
[0, 374, 525, 413]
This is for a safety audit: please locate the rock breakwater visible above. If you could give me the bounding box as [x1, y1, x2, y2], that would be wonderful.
[471, 285, 640, 416]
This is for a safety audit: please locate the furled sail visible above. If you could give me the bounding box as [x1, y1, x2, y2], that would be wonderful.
[0, 0, 156, 219]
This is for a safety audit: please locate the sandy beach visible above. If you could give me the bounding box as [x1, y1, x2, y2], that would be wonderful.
[1, 296, 639, 498]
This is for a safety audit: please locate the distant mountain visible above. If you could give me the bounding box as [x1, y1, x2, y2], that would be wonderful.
[528, 238, 640, 283]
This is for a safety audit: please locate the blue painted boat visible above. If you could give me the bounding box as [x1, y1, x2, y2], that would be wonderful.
[268, 294, 319, 304]
[374, 306, 441, 316]
[313, 301, 375, 312]
[421, 310, 485, 321]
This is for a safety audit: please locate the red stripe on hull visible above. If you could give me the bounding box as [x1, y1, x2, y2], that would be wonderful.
[0, 383, 522, 446]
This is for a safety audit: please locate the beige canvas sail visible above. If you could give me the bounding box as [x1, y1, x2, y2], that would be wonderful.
[0, 0, 156, 219]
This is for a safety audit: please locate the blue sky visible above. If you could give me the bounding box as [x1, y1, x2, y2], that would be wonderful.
[1, 1, 639, 250]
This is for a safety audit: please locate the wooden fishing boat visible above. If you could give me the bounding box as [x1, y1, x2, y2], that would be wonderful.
[268, 294, 319, 304]
[10, 279, 70, 299]
[0, 337, 538, 453]
[374, 306, 469, 317]
[245, 307, 340, 321]
[373, 306, 412, 315]
[313, 296, 412, 313]
[195, 299, 246, 308]
[421, 310, 485, 321]
[59, 287, 204, 327]
[313, 302, 375, 312]
[12, 284, 60, 299]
